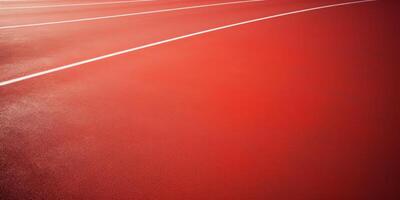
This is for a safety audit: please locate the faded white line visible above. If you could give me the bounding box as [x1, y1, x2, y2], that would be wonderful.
[0, 0, 376, 87]
[0, 0, 264, 30]
[0, 0, 154, 10]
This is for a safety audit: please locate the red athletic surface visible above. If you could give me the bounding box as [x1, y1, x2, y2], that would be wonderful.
[0, 0, 399, 199]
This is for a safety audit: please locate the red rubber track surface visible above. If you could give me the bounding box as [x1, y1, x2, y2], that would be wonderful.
[0, 0, 399, 199]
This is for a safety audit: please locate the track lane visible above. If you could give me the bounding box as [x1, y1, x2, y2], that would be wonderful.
[0, 0, 375, 86]
[0, 0, 265, 28]
[0, 0, 344, 82]
[0, 0, 262, 24]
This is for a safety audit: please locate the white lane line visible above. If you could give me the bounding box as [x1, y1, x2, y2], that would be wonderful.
[0, 0, 376, 87]
[0, 0, 154, 10]
[0, 0, 264, 30]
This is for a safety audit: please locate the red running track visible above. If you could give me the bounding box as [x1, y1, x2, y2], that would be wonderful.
[0, 0, 399, 199]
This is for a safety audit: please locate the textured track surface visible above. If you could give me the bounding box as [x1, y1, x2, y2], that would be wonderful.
[0, 0, 398, 199]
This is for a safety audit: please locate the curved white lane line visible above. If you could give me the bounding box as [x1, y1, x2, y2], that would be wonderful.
[0, 0, 264, 30]
[0, 0, 376, 87]
[0, 0, 154, 10]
